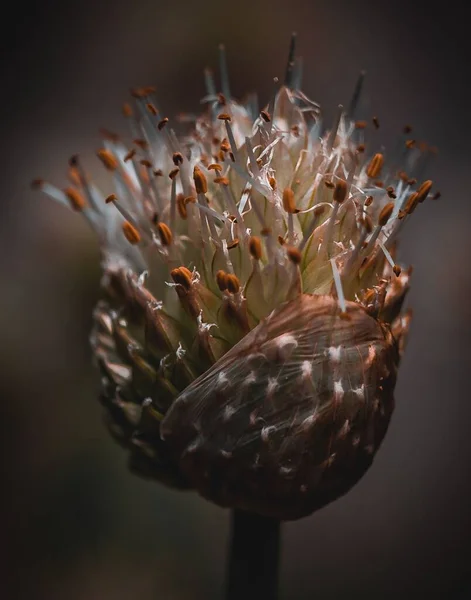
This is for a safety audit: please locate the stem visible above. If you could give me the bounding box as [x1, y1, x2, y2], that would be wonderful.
[225, 509, 281, 600]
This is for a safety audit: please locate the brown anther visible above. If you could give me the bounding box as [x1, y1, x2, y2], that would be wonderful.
[31, 178, 44, 189]
[378, 202, 395, 226]
[214, 176, 230, 186]
[124, 148, 136, 162]
[171, 267, 192, 291]
[291, 125, 300, 137]
[314, 205, 326, 217]
[333, 180, 348, 203]
[146, 103, 158, 116]
[193, 166, 208, 194]
[398, 171, 409, 182]
[157, 222, 173, 246]
[282, 188, 296, 213]
[157, 117, 169, 131]
[169, 167, 180, 180]
[122, 221, 141, 245]
[151, 212, 159, 225]
[405, 139, 416, 149]
[386, 186, 397, 199]
[374, 180, 384, 188]
[260, 110, 271, 122]
[277, 235, 286, 246]
[184, 195, 196, 205]
[131, 86, 156, 98]
[324, 179, 335, 189]
[177, 194, 187, 219]
[172, 152, 184, 166]
[365, 195, 374, 207]
[99, 129, 120, 143]
[432, 191, 441, 200]
[140, 159, 152, 169]
[133, 139, 149, 150]
[227, 238, 239, 250]
[105, 193, 117, 204]
[366, 153, 384, 179]
[122, 103, 133, 117]
[212, 137, 221, 145]
[416, 180, 433, 203]
[286, 246, 302, 265]
[363, 215, 373, 234]
[404, 192, 419, 214]
[97, 149, 118, 171]
[260, 227, 272, 236]
[220, 138, 230, 153]
[217, 113, 231, 121]
[208, 163, 222, 172]
[153, 169, 163, 177]
[64, 187, 86, 211]
[217, 93, 227, 106]
[356, 144, 366, 153]
[269, 177, 277, 190]
[355, 120, 367, 129]
[398, 210, 407, 220]
[248, 236, 263, 259]
[363, 289, 375, 304]
[372, 116, 380, 129]
[393, 265, 402, 277]
[407, 177, 417, 186]
[226, 273, 240, 294]
[403, 125, 412, 134]
[216, 270, 228, 291]
[217, 150, 225, 162]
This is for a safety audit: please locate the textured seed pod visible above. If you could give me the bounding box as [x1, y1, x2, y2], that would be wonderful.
[36, 38, 430, 520]
[161, 294, 398, 519]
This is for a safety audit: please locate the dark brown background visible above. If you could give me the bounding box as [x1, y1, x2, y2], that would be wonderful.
[2, 0, 471, 598]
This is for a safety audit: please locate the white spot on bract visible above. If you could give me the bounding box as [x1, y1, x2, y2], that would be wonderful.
[185, 437, 202, 455]
[334, 380, 344, 396]
[244, 371, 257, 385]
[222, 405, 236, 422]
[142, 397, 152, 407]
[301, 413, 318, 430]
[301, 360, 312, 379]
[280, 465, 294, 477]
[267, 377, 279, 395]
[365, 344, 376, 368]
[219, 449, 232, 459]
[217, 371, 229, 387]
[275, 333, 298, 359]
[261, 425, 276, 442]
[353, 384, 365, 399]
[328, 346, 342, 363]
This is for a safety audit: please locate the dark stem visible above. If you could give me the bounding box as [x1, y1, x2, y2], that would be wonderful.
[225, 509, 281, 600]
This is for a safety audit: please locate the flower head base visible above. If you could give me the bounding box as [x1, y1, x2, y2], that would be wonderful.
[36, 36, 436, 519]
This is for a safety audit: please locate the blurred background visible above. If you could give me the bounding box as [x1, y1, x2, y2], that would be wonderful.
[2, 0, 471, 598]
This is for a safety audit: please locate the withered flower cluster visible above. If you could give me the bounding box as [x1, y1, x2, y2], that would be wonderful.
[35, 39, 437, 519]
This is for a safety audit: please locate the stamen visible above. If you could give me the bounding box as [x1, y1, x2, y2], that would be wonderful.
[366, 153, 384, 179]
[282, 188, 296, 213]
[286, 246, 302, 264]
[260, 110, 271, 122]
[122, 221, 141, 245]
[204, 67, 217, 97]
[97, 148, 118, 171]
[216, 270, 228, 291]
[64, 187, 86, 211]
[378, 240, 401, 276]
[416, 180, 433, 203]
[330, 258, 346, 313]
[372, 116, 380, 129]
[171, 267, 192, 290]
[157, 117, 169, 131]
[226, 273, 240, 294]
[249, 236, 263, 260]
[157, 222, 173, 246]
[193, 166, 208, 194]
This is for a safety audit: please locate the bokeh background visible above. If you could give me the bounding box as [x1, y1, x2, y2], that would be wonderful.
[2, 0, 471, 598]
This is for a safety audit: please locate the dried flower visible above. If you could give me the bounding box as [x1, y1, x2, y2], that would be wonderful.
[35, 37, 436, 520]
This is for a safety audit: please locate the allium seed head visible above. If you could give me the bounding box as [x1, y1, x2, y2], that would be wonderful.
[35, 36, 437, 519]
